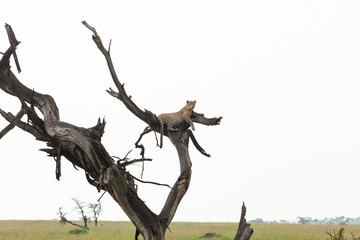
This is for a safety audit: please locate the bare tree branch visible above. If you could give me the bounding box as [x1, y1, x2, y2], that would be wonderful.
[0, 106, 27, 139]
[82, 21, 156, 126]
[125, 171, 172, 189]
[5, 23, 21, 73]
[0, 108, 50, 142]
[116, 157, 152, 168]
[135, 126, 153, 158]
[186, 129, 211, 157]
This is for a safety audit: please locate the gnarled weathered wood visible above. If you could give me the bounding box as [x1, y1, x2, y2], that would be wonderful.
[234, 202, 254, 240]
[83, 21, 222, 239]
[0, 23, 222, 240]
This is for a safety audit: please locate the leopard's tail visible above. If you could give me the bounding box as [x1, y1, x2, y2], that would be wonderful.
[159, 120, 164, 148]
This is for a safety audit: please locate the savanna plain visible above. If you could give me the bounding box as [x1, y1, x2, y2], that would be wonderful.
[0, 220, 360, 240]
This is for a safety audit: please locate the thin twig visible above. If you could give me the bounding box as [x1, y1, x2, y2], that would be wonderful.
[123, 149, 132, 159]
[135, 126, 153, 158]
[130, 173, 172, 189]
[113, 149, 133, 162]
[108, 39, 112, 52]
[97, 191, 106, 202]
[118, 158, 152, 168]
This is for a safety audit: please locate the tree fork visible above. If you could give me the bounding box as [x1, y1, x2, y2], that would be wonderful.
[0, 23, 225, 240]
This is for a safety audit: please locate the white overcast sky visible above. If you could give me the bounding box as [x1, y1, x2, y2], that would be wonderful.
[1, 1, 360, 222]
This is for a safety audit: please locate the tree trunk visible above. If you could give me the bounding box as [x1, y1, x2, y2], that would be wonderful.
[234, 202, 254, 240]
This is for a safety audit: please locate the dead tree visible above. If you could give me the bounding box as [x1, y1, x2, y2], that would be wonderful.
[234, 203, 254, 240]
[0, 22, 253, 240]
[73, 198, 90, 229]
[89, 202, 102, 227]
[57, 207, 88, 229]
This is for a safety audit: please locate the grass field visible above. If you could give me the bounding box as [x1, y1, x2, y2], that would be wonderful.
[0, 220, 360, 240]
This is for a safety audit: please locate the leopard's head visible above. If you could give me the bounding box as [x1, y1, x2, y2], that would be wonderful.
[186, 100, 196, 111]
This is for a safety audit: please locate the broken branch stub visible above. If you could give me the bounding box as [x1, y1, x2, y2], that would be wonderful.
[234, 202, 254, 240]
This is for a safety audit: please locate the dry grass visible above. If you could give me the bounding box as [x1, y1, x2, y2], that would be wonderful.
[0, 220, 360, 240]
[250, 223, 360, 240]
[0, 220, 135, 240]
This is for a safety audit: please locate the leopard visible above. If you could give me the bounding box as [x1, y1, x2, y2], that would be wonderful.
[157, 100, 196, 148]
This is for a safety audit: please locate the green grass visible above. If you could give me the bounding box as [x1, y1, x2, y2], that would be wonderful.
[68, 228, 88, 235]
[0, 220, 359, 240]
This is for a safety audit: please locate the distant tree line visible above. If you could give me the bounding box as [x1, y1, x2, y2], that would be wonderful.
[249, 216, 360, 225]
[296, 216, 360, 225]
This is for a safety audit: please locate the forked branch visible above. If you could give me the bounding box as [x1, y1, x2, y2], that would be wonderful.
[82, 21, 223, 239]
[0, 105, 28, 139]
[82, 21, 156, 126]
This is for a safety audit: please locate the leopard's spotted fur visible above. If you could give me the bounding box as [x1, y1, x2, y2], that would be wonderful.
[157, 100, 196, 148]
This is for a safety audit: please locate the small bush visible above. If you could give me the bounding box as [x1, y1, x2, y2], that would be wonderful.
[68, 228, 88, 235]
[199, 232, 221, 239]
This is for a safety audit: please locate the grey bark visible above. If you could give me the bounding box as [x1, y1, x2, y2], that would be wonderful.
[0, 23, 222, 240]
[234, 202, 254, 240]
